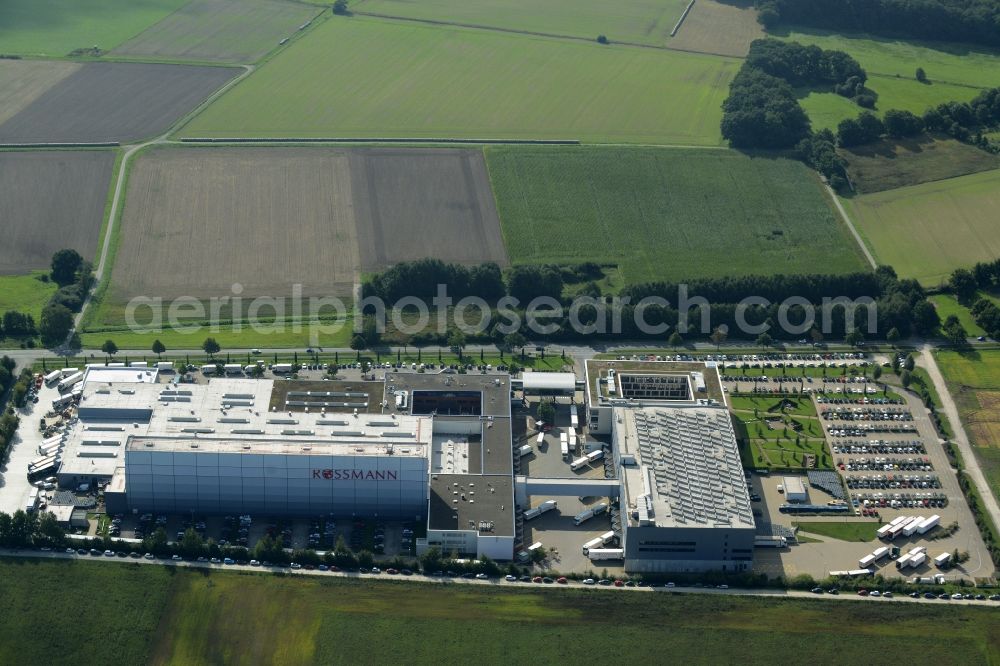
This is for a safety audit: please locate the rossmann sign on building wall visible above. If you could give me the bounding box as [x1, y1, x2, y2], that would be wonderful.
[312, 469, 399, 481]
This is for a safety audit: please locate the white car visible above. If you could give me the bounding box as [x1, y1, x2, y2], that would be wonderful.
[475, 573, 488, 580]
[504, 575, 517, 582]
[582, 578, 596, 586]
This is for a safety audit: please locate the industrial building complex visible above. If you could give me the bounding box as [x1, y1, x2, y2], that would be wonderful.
[40, 358, 751, 572]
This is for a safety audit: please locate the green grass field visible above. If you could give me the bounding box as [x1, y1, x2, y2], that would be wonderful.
[840, 135, 999, 194]
[780, 28, 1000, 131]
[0, 559, 172, 665]
[352, 0, 688, 46]
[792, 521, 875, 542]
[2, 559, 998, 664]
[180, 16, 737, 144]
[0, 0, 188, 57]
[844, 169, 1000, 286]
[0, 272, 57, 321]
[929, 294, 987, 337]
[799, 78, 982, 132]
[936, 349, 1000, 506]
[486, 146, 868, 284]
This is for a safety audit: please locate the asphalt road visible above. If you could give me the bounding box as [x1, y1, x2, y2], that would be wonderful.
[3, 548, 998, 607]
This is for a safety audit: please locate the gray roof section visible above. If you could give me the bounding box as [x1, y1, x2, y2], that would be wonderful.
[386, 371, 512, 417]
[428, 473, 514, 536]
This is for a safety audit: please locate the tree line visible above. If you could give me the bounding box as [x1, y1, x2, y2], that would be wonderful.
[363, 258, 607, 304]
[754, 0, 1000, 50]
[836, 86, 1000, 150]
[721, 39, 867, 151]
[363, 260, 938, 344]
[947, 260, 1000, 340]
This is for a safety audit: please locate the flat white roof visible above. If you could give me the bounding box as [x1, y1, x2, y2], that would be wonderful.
[521, 372, 576, 391]
[83, 365, 159, 386]
[782, 476, 806, 495]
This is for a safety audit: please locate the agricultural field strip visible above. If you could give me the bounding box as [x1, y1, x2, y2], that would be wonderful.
[844, 169, 1000, 286]
[111, 0, 325, 64]
[486, 146, 868, 284]
[0, 61, 241, 144]
[0, 151, 116, 274]
[179, 16, 737, 145]
[98, 146, 506, 332]
[0, 60, 80, 126]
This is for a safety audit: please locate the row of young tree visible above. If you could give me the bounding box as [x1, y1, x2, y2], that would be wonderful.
[721, 39, 866, 150]
[753, 0, 1000, 50]
[836, 86, 1000, 150]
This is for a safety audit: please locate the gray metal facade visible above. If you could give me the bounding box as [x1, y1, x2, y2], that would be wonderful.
[125, 450, 428, 518]
[623, 523, 755, 573]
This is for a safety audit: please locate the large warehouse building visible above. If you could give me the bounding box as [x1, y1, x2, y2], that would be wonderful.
[52, 358, 751, 571]
[585, 360, 755, 573]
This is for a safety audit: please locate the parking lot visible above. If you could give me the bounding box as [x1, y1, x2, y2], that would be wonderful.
[747, 383, 996, 583]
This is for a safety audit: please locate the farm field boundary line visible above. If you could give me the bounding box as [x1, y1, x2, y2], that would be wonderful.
[181, 137, 581, 144]
[351, 10, 747, 59]
[826, 184, 876, 270]
[0, 142, 119, 148]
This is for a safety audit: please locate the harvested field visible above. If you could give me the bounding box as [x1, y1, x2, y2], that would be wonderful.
[353, 0, 689, 46]
[842, 135, 1000, 194]
[844, 169, 1000, 286]
[0, 151, 115, 274]
[181, 16, 737, 144]
[668, 0, 763, 58]
[486, 146, 867, 284]
[0, 62, 239, 144]
[0, 59, 80, 126]
[111, 147, 360, 303]
[350, 149, 507, 271]
[112, 0, 322, 63]
[106, 146, 505, 313]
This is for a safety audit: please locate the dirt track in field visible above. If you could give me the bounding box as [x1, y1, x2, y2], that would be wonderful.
[0, 150, 115, 274]
[349, 148, 508, 271]
[0, 59, 80, 126]
[0, 62, 239, 144]
[108, 147, 508, 306]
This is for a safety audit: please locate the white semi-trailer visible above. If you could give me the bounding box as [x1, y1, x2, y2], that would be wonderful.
[273, 363, 293, 374]
[934, 552, 951, 568]
[573, 502, 608, 526]
[523, 500, 557, 521]
[43, 370, 62, 386]
[581, 537, 604, 555]
[57, 371, 84, 392]
[859, 554, 877, 569]
[917, 514, 940, 534]
[518, 444, 533, 458]
[587, 548, 624, 561]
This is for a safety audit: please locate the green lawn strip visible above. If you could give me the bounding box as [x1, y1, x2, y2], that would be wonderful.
[792, 521, 876, 542]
